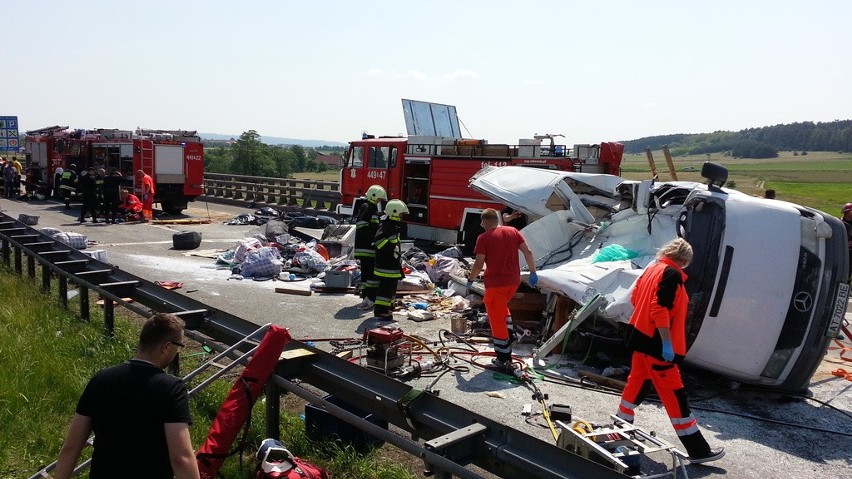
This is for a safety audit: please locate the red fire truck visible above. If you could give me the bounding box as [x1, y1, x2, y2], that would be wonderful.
[24, 126, 204, 214]
[338, 100, 624, 248]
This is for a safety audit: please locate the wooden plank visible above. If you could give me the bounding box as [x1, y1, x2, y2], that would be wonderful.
[275, 287, 312, 296]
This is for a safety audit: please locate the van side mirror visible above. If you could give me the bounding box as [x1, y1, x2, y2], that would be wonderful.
[701, 162, 728, 190]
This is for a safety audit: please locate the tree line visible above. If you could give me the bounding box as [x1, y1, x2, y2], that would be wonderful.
[621, 120, 852, 159]
[203, 130, 345, 177]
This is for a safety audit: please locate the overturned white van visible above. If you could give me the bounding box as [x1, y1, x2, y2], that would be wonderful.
[470, 163, 849, 392]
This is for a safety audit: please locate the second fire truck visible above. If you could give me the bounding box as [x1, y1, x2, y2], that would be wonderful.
[25, 126, 204, 214]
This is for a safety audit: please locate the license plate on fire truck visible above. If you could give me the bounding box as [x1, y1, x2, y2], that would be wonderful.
[828, 282, 849, 338]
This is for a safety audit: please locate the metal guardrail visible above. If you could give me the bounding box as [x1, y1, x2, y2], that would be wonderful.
[2, 212, 624, 479]
[203, 173, 342, 213]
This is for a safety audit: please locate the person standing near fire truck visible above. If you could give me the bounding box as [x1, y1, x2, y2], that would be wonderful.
[466, 208, 538, 372]
[103, 169, 124, 224]
[372, 199, 409, 321]
[59, 164, 78, 209]
[354, 185, 387, 310]
[616, 237, 725, 465]
[77, 167, 100, 223]
[136, 169, 155, 221]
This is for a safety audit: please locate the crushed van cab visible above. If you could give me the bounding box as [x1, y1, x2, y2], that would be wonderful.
[469, 163, 849, 392]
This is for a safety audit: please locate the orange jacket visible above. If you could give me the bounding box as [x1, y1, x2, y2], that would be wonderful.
[140, 173, 155, 195]
[120, 193, 143, 213]
[624, 257, 689, 360]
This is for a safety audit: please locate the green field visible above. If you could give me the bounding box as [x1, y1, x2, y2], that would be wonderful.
[620, 151, 852, 215]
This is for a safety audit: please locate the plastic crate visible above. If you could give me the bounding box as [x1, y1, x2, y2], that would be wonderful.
[324, 270, 352, 288]
[304, 395, 387, 451]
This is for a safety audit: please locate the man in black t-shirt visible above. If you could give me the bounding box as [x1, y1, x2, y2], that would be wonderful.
[501, 206, 528, 230]
[54, 313, 200, 479]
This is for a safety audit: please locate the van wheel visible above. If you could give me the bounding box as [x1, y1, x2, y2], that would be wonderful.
[173, 231, 202, 250]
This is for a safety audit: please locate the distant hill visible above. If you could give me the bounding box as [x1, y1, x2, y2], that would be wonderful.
[200, 133, 347, 148]
[621, 120, 852, 158]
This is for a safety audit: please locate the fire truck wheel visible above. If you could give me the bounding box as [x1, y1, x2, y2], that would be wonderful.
[161, 201, 183, 216]
[172, 231, 202, 250]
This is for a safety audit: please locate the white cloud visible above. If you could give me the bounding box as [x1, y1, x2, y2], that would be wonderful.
[444, 69, 479, 81]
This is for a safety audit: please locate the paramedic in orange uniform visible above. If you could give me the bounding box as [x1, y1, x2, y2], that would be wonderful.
[616, 237, 725, 464]
[466, 208, 538, 372]
[136, 169, 155, 220]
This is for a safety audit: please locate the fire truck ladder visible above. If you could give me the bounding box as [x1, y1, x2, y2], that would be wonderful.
[28, 324, 273, 479]
[138, 139, 155, 176]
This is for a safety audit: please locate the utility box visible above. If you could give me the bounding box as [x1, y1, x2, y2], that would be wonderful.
[324, 270, 352, 288]
[518, 139, 541, 158]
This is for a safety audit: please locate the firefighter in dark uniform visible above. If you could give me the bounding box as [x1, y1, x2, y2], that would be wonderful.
[94, 168, 106, 220]
[372, 199, 409, 321]
[77, 167, 100, 223]
[354, 185, 388, 310]
[59, 164, 78, 209]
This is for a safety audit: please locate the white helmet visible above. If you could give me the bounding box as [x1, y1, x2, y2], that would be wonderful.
[366, 184, 388, 203]
[385, 199, 409, 219]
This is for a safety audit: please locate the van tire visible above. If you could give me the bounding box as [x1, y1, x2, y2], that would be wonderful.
[173, 231, 202, 250]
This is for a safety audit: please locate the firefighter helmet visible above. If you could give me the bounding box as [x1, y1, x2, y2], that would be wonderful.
[385, 199, 409, 219]
[256, 438, 295, 475]
[843, 203, 852, 213]
[366, 185, 388, 203]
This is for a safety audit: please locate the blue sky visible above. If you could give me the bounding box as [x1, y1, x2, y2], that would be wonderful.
[5, 1, 850, 145]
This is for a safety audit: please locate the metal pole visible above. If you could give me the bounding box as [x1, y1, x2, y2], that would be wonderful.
[265, 381, 281, 440]
[27, 255, 35, 279]
[59, 276, 68, 309]
[80, 286, 90, 322]
[42, 263, 51, 292]
[13, 246, 21, 275]
[1, 238, 8, 264]
[644, 148, 658, 178]
[662, 145, 678, 181]
[103, 298, 114, 337]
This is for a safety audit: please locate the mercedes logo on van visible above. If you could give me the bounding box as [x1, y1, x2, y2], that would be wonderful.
[793, 292, 813, 313]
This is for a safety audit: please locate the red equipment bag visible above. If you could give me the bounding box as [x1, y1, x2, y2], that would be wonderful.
[196, 325, 292, 479]
[255, 457, 329, 479]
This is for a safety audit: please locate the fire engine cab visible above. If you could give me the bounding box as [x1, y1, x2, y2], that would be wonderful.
[338, 100, 624, 248]
[24, 126, 204, 214]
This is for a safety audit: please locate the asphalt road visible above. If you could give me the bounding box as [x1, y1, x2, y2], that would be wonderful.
[3, 196, 851, 479]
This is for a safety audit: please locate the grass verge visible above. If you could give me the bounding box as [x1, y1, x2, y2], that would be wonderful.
[0, 265, 416, 479]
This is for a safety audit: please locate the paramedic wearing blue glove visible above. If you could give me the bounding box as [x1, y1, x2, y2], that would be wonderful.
[616, 238, 725, 465]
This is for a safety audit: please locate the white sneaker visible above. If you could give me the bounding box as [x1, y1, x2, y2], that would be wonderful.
[358, 299, 375, 310]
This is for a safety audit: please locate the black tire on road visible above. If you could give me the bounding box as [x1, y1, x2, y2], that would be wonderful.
[172, 231, 202, 250]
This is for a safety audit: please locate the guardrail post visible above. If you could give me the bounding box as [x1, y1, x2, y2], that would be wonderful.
[103, 299, 114, 337]
[41, 264, 51, 292]
[27, 255, 35, 279]
[2, 238, 9, 264]
[80, 286, 90, 322]
[264, 381, 281, 439]
[14, 246, 22, 275]
[287, 180, 299, 206]
[59, 276, 68, 309]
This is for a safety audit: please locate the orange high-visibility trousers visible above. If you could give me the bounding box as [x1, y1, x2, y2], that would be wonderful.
[616, 351, 711, 457]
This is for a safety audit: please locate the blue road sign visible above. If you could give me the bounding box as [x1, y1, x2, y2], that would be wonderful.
[0, 116, 20, 152]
